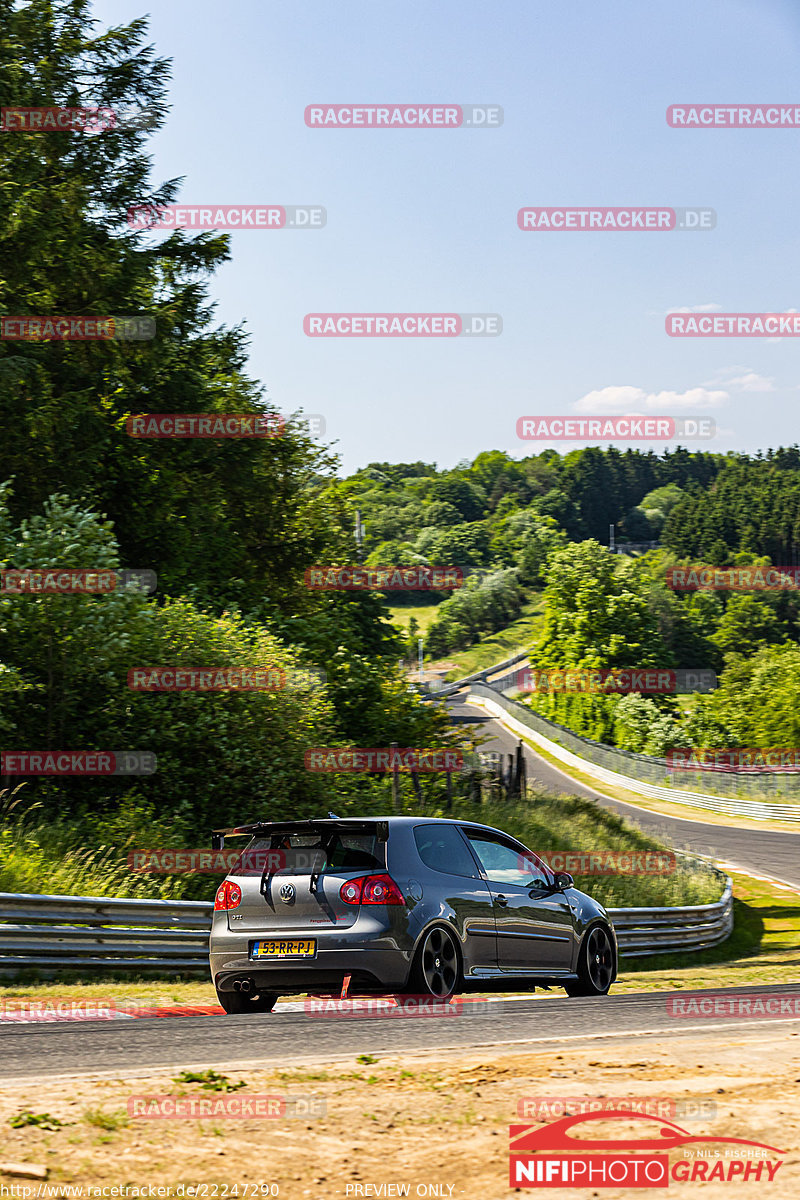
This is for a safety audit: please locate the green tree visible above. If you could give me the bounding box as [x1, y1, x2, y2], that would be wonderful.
[698, 643, 800, 748]
[425, 570, 524, 657]
[0, 490, 452, 830]
[426, 477, 487, 522]
[420, 522, 491, 567]
[526, 541, 670, 740]
[709, 594, 783, 659]
[534, 541, 667, 670]
[0, 0, 350, 612]
[613, 696, 690, 755]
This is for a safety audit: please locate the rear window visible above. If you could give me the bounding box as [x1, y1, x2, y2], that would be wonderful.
[239, 831, 384, 875]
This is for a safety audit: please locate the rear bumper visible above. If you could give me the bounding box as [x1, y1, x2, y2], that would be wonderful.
[210, 927, 413, 994]
[210, 902, 417, 994]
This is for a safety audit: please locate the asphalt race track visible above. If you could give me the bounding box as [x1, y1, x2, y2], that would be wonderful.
[2, 984, 800, 1079]
[447, 693, 800, 890]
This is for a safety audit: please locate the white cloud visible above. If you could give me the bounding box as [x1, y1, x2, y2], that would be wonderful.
[573, 385, 728, 414]
[702, 366, 775, 392]
[666, 302, 723, 314]
[573, 386, 645, 413]
[724, 372, 774, 392]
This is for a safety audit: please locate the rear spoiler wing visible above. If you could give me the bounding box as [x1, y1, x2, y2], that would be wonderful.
[211, 818, 389, 851]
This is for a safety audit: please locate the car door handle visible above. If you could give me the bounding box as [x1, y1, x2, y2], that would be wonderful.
[494, 894, 508, 907]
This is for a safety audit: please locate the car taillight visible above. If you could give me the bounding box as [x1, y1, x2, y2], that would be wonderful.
[214, 880, 242, 910]
[339, 879, 363, 904]
[339, 873, 405, 906]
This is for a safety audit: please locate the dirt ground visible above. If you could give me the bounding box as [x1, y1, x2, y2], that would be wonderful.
[1, 1027, 799, 1198]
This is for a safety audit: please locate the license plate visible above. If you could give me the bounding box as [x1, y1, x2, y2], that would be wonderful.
[251, 938, 317, 959]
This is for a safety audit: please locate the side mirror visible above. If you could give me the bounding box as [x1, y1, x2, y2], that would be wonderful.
[554, 871, 574, 890]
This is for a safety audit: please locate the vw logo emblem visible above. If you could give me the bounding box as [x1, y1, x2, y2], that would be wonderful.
[279, 883, 295, 904]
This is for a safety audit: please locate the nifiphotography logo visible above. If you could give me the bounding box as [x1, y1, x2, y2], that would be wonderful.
[508, 1110, 785, 1187]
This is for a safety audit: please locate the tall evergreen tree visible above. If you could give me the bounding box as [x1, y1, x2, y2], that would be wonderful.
[0, 0, 347, 611]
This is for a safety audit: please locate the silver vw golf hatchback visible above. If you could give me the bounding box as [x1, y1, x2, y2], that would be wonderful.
[209, 816, 617, 1012]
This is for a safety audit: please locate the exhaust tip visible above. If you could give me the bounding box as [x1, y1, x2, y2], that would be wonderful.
[240, 979, 252, 993]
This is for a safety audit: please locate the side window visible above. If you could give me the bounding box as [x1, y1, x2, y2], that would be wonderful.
[413, 825, 482, 878]
[465, 833, 552, 888]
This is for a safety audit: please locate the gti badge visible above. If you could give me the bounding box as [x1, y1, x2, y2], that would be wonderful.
[279, 883, 296, 904]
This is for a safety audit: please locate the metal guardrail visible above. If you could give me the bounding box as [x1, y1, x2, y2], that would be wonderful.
[609, 876, 733, 958]
[425, 649, 530, 699]
[471, 683, 800, 820]
[0, 891, 212, 974]
[0, 876, 733, 976]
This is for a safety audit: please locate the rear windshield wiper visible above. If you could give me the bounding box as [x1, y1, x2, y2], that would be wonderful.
[260, 843, 280, 903]
[310, 833, 336, 894]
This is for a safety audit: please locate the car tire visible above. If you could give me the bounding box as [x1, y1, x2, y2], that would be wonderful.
[215, 986, 279, 1014]
[406, 925, 462, 1000]
[565, 924, 614, 997]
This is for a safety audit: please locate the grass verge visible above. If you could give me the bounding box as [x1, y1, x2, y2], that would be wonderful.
[613, 869, 800, 992]
[384, 601, 443, 637]
[436, 594, 545, 681]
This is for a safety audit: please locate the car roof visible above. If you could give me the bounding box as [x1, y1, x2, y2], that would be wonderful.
[214, 816, 511, 836]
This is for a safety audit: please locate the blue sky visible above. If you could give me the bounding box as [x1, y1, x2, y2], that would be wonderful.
[93, 0, 800, 472]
